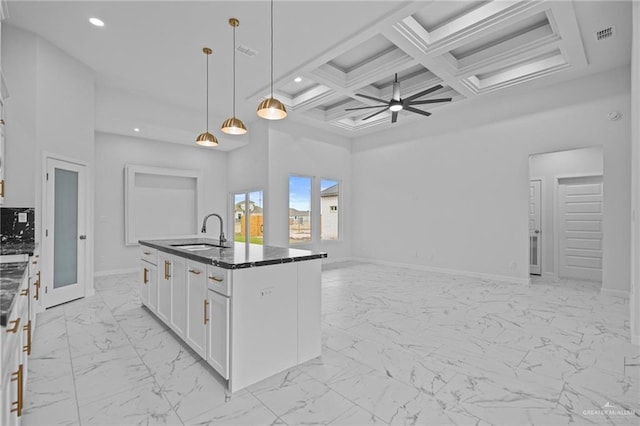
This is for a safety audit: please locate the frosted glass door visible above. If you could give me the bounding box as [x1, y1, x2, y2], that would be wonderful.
[54, 169, 78, 287]
[46, 158, 86, 307]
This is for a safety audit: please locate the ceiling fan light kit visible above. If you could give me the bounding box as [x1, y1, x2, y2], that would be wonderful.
[221, 18, 247, 135]
[256, 0, 287, 120]
[196, 47, 219, 147]
[346, 73, 452, 124]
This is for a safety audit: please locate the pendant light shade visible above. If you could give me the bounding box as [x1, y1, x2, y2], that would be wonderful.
[196, 47, 219, 147]
[221, 18, 247, 135]
[257, 0, 287, 120]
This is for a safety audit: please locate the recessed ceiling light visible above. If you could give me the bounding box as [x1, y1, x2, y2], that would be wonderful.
[294, 77, 302, 83]
[133, 128, 140, 132]
[89, 17, 105, 27]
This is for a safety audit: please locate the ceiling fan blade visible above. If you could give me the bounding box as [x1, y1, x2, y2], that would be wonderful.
[391, 111, 398, 123]
[362, 107, 389, 121]
[406, 97, 452, 106]
[404, 106, 432, 117]
[404, 84, 443, 102]
[355, 93, 389, 104]
[345, 105, 389, 111]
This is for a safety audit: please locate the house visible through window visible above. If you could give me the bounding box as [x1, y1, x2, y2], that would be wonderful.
[321, 179, 339, 240]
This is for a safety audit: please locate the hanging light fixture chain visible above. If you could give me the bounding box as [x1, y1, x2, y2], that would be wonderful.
[233, 22, 237, 117]
[270, 0, 274, 98]
[205, 51, 209, 132]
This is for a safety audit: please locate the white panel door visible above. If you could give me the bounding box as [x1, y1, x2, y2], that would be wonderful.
[529, 180, 542, 275]
[558, 176, 603, 282]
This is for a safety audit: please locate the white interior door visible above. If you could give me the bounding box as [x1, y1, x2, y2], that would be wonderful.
[45, 158, 87, 307]
[558, 176, 603, 282]
[529, 180, 542, 275]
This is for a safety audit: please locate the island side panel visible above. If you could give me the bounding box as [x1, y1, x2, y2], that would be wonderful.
[229, 262, 298, 392]
[297, 259, 322, 363]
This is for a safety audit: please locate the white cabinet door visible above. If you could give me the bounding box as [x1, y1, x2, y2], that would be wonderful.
[169, 256, 187, 337]
[157, 254, 172, 324]
[206, 290, 229, 379]
[185, 262, 207, 357]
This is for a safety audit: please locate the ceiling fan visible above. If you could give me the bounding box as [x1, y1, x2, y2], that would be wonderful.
[345, 74, 452, 123]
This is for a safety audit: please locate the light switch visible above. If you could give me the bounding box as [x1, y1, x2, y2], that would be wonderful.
[18, 213, 27, 223]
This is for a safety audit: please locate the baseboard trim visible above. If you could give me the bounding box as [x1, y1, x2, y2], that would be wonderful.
[600, 287, 629, 298]
[94, 268, 138, 278]
[351, 257, 531, 285]
[322, 257, 354, 265]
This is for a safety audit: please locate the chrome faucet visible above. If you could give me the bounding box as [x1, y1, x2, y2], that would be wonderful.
[201, 213, 227, 245]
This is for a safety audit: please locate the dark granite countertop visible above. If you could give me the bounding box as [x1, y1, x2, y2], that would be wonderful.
[139, 238, 327, 269]
[0, 262, 28, 327]
[0, 240, 37, 256]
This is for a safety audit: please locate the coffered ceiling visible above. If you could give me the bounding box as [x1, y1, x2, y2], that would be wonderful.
[3, 1, 632, 145]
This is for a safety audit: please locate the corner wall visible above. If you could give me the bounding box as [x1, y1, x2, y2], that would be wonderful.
[352, 67, 631, 291]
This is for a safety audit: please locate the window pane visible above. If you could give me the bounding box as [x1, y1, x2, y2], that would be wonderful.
[321, 179, 339, 240]
[234, 193, 247, 243]
[289, 176, 312, 244]
[248, 191, 264, 245]
[54, 168, 78, 287]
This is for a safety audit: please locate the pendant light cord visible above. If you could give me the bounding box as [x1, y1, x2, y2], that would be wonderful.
[233, 23, 237, 117]
[270, 0, 274, 98]
[206, 52, 209, 132]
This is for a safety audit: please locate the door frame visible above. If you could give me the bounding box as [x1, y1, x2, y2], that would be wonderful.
[41, 152, 94, 308]
[553, 173, 603, 281]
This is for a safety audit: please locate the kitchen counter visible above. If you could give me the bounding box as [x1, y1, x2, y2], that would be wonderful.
[0, 262, 28, 326]
[139, 237, 327, 269]
[0, 240, 36, 256]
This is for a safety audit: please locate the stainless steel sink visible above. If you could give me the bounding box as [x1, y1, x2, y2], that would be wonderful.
[171, 243, 224, 251]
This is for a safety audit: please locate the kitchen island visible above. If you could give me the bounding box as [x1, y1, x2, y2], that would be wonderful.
[138, 238, 326, 392]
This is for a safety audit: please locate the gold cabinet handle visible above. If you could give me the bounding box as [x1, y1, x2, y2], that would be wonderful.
[143, 268, 149, 284]
[189, 269, 202, 275]
[32, 260, 38, 265]
[34, 272, 41, 301]
[23, 320, 32, 355]
[20, 289, 29, 296]
[208, 275, 223, 282]
[204, 299, 209, 325]
[6, 318, 20, 334]
[164, 260, 171, 280]
[11, 364, 23, 417]
[0, 179, 4, 198]
[143, 251, 152, 255]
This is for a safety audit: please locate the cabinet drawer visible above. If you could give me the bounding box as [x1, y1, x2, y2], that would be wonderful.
[206, 265, 230, 296]
[140, 247, 157, 265]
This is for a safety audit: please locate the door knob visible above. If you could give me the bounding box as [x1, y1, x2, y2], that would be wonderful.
[534, 230, 540, 234]
[79, 235, 87, 240]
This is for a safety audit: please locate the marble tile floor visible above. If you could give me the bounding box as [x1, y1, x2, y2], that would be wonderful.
[21, 262, 639, 425]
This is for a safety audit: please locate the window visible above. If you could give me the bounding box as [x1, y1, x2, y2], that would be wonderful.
[321, 179, 339, 240]
[233, 190, 264, 245]
[289, 176, 312, 244]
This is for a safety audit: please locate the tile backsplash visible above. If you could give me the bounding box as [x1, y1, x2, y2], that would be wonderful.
[0, 207, 35, 243]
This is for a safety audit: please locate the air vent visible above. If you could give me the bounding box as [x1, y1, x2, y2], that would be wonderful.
[237, 44, 258, 57]
[595, 26, 615, 41]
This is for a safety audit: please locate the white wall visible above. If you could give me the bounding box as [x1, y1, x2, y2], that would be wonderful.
[630, 2, 639, 344]
[529, 147, 603, 277]
[3, 24, 96, 293]
[94, 132, 228, 273]
[228, 119, 352, 262]
[352, 66, 631, 290]
[267, 121, 352, 262]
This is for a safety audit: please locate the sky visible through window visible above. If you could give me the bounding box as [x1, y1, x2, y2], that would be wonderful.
[289, 176, 311, 211]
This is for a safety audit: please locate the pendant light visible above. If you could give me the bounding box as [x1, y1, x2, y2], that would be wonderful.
[196, 47, 219, 147]
[221, 18, 247, 135]
[256, 0, 287, 120]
